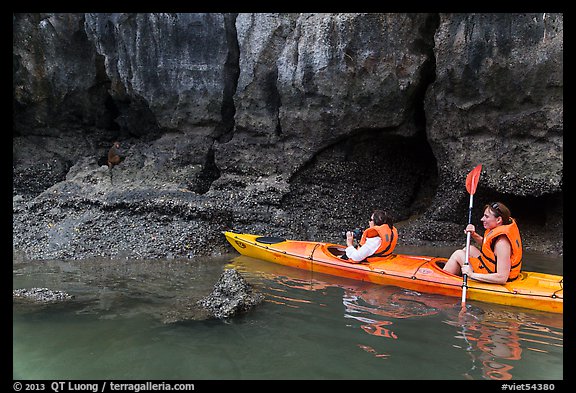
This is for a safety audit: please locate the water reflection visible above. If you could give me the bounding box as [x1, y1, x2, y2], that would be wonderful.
[445, 307, 563, 380]
[14, 252, 562, 380]
[228, 255, 563, 380]
[339, 283, 544, 379]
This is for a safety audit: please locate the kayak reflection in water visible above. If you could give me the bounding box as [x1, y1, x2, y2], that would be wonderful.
[344, 209, 398, 263]
[447, 308, 562, 380]
[443, 202, 523, 285]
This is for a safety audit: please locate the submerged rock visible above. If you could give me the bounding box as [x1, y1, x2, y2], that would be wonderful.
[13, 287, 74, 303]
[197, 268, 264, 319]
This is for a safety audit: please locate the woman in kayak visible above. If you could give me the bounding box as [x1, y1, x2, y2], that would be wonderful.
[443, 202, 523, 284]
[344, 209, 398, 263]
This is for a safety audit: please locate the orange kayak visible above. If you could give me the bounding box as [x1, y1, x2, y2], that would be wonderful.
[223, 231, 563, 314]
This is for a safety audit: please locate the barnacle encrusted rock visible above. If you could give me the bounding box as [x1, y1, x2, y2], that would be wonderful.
[197, 269, 264, 319]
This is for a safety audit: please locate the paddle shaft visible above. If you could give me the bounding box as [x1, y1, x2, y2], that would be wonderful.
[461, 193, 474, 305]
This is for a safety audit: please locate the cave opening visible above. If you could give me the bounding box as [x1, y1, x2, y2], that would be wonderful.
[282, 129, 439, 240]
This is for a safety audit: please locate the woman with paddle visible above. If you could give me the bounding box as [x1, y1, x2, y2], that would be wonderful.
[443, 202, 523, 285]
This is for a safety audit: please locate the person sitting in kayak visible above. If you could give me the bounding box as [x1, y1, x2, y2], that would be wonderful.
[344, 209, 398, 263]
[443, 202, 523, 284]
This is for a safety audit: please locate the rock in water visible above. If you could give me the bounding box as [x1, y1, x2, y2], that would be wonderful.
[197, 269, 264, 319]
[13, 288, 74, 303]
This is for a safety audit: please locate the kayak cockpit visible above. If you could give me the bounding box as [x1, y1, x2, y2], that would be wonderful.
[326, 245, 347, 257]
[255, 236, 287, 244]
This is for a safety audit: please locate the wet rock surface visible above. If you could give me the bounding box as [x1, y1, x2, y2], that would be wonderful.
[13, 288, 74, 303]
[197, 268, 264, 319]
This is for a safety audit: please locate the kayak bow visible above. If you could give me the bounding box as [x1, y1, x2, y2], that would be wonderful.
[223, 231, 563, 314]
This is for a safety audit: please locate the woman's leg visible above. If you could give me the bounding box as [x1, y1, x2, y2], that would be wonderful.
[443, 249, 466, 274]
[443, 246, 481, 275]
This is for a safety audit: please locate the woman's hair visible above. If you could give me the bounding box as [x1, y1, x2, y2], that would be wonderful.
[485, 202, 512, 224]
[372, 209, 394, 229]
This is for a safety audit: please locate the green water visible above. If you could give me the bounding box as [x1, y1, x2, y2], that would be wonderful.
[13, 248, 563, 380]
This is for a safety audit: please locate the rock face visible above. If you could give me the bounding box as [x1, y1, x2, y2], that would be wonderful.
[12, 13, 563, 261]
[197, 269, 264, 319]
[427, 14, 563, 196]
[13, 288, 74, 303]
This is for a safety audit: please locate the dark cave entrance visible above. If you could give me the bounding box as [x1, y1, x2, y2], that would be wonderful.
[281, 130, 439, 240]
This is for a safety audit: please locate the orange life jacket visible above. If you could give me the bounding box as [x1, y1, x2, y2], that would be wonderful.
[359, 224, 398, 261]
[477, 218, 523, 281]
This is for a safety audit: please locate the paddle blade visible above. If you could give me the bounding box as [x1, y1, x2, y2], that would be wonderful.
[465, 164, 482, 195]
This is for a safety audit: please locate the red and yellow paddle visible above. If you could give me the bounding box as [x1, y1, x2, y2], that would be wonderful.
[461, 164, 482, 307]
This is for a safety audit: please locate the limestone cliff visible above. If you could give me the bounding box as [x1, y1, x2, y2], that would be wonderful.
[13, 13, 563, 260]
